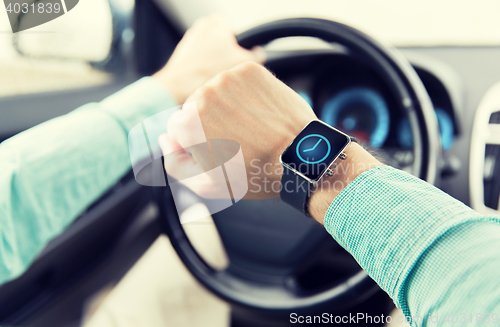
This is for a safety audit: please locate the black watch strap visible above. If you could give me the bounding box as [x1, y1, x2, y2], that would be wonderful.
[280, 167, 311, 214]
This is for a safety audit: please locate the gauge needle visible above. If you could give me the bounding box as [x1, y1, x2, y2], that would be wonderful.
[303, 139, 322, 152]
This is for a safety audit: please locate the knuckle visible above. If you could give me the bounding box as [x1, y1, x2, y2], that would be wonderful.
[197, 85, 217, 102]
[215, 70, 234, 87]
[233, 61, 264, 76]
[167, 108, 197, 138]
[191, 86, 216, 116]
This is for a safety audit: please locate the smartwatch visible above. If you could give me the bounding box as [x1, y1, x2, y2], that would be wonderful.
[279, 120, 354, 215]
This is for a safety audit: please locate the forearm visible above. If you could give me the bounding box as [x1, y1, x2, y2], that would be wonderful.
[0, 77, 176, 285]
[406, 221, 500, 325]
[0, 108, 131, 285]
[315, 155, 500, 324]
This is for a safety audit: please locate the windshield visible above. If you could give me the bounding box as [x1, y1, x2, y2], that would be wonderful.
[162, 0, 500, 46]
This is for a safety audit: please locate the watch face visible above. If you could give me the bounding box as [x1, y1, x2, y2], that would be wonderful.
[280, 120, 350, 182]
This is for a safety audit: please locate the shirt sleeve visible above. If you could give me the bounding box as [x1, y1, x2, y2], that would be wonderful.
[0, 77, 177, 285]
[323, 165, 500, 326]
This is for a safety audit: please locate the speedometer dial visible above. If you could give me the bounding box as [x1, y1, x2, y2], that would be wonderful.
[320, 87, 390, 147]
[397, 108, 455, 150]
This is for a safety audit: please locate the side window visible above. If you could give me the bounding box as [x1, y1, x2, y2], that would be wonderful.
[0, 0, 128, 98]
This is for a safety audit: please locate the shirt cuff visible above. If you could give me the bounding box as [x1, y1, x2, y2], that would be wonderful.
[98, 77, 178, 133]
[322, 165, 490, 310]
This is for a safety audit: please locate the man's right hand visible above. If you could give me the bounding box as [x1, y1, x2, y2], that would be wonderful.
[159, 62, 316, 199]
[159, 62, 381, 222]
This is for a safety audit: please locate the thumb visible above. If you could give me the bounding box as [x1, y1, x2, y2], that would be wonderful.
[158, 133, 202, 181]
[158, 133, 181, 155]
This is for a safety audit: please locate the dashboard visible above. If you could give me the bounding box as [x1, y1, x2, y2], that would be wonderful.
[265, 47, 500, 214]
[269, 51, 461, 168]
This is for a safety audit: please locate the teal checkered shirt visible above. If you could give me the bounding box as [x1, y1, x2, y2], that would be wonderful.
[325, 166, 500, 325]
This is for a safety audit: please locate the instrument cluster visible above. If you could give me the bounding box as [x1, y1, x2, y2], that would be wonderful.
[286, 55, 459, 152]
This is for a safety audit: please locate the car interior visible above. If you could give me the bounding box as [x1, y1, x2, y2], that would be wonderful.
[0, 0, 499, 326]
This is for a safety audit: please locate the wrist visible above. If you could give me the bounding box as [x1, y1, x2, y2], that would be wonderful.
[307, 143, 383, 224]
[152, 67, 194, 105]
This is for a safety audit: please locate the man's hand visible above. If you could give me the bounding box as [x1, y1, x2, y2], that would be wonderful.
[159, 62, 382, 222]
[159, 62, 316, 200]
[153, 16, 266, 104]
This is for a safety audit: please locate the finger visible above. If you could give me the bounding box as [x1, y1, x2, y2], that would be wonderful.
[250, 46, 267, 64]
[167, 102, 207, 149]
[158, 133, 203, 181]
[158, 132, 182, 154]
[159, 134, 225, 199]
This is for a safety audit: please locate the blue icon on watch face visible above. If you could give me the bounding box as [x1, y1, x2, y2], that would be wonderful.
[296, 134, 331, 164]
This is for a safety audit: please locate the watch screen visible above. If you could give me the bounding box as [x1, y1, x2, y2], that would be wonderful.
[280, 120, 350, 181]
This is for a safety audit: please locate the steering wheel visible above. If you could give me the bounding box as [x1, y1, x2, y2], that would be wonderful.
[156, 18, 439, 315]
